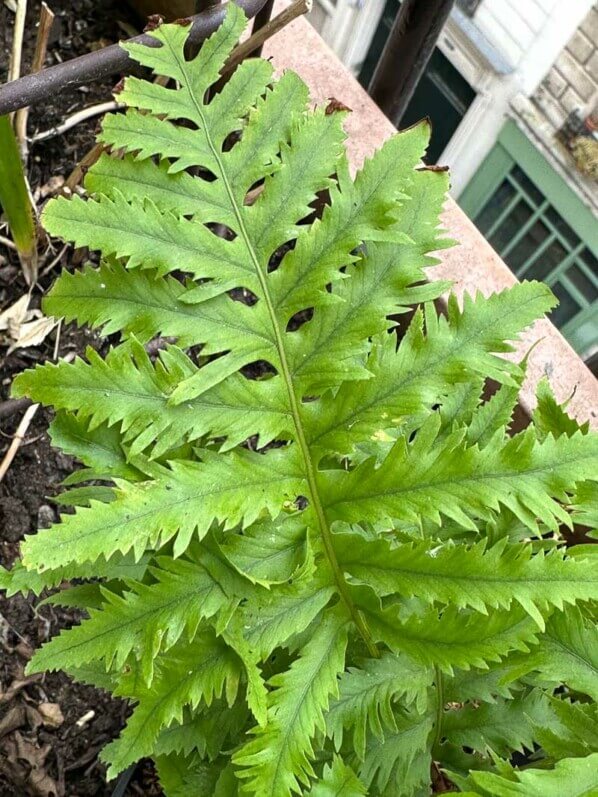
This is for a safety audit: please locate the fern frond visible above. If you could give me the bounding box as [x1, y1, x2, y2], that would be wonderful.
[532, 377, 589, 439]
[534, 697, 598, 760]
[453, 752, 598, 796]
[525, 606, 598, 700]
[155, 701, 249, 760]
[102, 630, 241, 778]
[154, 753, 226, 797]
[363, 604, 541, 673]
[234, 610, 349, 796]
[440, 690, 555, 757]
[238, 577, 335, 659]
[21, 448, 303, 569]
[324, 418, 597, 533]
[9, 6, 598, 793]
[49, 412, 143, 481]
[326, 651, 432, 758]
[27, 542, 246, 683]
[466, 379, 523, 447]
[308, 757, 367, 796]
[308, 282, 555, 457]
[221, 515, 309, 584]
[357, 705, 434, 796]
[337, 533, 597, 625]
[17, 340, 291, 456]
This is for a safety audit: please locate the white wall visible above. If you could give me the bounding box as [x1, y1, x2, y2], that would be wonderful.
[442, 0, 595, 195]
[308, 0, 596, 195]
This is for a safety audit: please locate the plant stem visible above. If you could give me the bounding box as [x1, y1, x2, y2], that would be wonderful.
[433, 665, 444, 749]
[0, 114, 38, 283]
[175, 46, 380, 660]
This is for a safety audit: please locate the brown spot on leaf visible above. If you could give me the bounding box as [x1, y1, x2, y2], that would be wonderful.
[173, 17, 193, 26]
[325, 97, 352, 115]
[418, 164, 449, 172]
[144, 14, 164, 32]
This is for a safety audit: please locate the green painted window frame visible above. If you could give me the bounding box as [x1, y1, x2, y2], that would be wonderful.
[459, 119, 598, 358]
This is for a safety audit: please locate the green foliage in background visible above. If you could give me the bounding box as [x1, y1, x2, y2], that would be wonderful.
[3, 7, 598, 795]
[0, 113, 37, 280]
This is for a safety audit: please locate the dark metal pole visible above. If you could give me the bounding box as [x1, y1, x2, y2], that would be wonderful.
[368, 0, 456, 128]
[250, 0, 275, 57]
[0, 0, 268, 117]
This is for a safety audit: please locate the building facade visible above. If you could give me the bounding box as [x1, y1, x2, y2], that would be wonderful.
[308, 0, 598, 361]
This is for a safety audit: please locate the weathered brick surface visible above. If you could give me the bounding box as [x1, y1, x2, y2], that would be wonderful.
[561, 86, 585, 113]
[543, 68, 567, 98]
[567, 30, 594, 64]
[555, 50, 596, 101]
[531, 3, 598, 137]
[580, 6, 598, 41]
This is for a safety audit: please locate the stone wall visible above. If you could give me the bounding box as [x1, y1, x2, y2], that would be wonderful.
[533, 3, 598, 131]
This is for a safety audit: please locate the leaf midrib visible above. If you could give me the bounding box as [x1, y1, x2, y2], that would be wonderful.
[169, 42, 379, 657]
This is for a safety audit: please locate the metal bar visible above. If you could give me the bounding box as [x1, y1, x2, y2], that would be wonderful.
[250, 0, 275, 57]
[500, 199, 549, 260]
[516, 232, 555, 279]
[544, 242, 585, 286]
[0, 0, 268, 117]
[485, 192, 523, 243]
[368, 0, 456, 128]
[559, 273, 588, 310]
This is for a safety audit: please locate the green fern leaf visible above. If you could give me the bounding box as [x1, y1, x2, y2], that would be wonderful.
[525, 606, 598, 700]
[9, 6, 598, 793]
[358, 705, 434, 796]
[21, 448, 304, 568]
[534, 697, 598, 760]
[324, 419, 597, 534]
[102, 630, 241, 778]
[155, 701, 249, 760]
[308, 283, 555, 457]
[16, 340, 291, 457]
[27, 542, 245, 682]
[234, 610, 349, 796]
[308, 757, 367, 796]
[336, 534, 598, 625]
[239, 577, 335, 659]
[49, 411, 144, 481]
[453, 753, 598, 796]
[326, 651, 432, 758]
[154, 752, 227, 797]
[363, 603, 541, 673]
[440, 690, 556, 757]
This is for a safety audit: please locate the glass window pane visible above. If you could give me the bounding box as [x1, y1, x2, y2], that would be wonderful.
[545, 206, 580, 248]
[567, 264, 598, 302]
[525, 239, 568, 282]
[579, 248, 598, 276]
[510, 166, 544, 207]
[475, 180, 516, 233]
[488, 200, 533, 256]
[550, 282, 581, 328]
[506, 220, 550, 275]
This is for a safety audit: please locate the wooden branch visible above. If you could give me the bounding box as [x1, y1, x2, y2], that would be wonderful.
[15, 2, 55, 156]
[225, 0, 312, 73]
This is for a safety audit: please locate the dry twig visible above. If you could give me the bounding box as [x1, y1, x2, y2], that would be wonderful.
[225, 0, 312, 73]
[0, 401, 39, 482]
[15, 2, 55, 155]
[7, 0, 27, 85]
[32, 100, 123, 143]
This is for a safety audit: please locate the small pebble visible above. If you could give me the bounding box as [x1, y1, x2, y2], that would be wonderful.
[37, 504, 55, 529]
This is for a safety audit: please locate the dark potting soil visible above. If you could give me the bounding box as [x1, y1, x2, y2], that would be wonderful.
[1, 1, 165, 794]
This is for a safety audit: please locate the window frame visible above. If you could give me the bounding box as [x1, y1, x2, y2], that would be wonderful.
[459, 119, 598, 358]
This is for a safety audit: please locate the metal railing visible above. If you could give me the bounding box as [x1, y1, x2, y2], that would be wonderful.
[0, 0, 272, 116]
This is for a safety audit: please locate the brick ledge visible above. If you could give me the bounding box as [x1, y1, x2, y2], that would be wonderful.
[263, 8, 597, 429]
